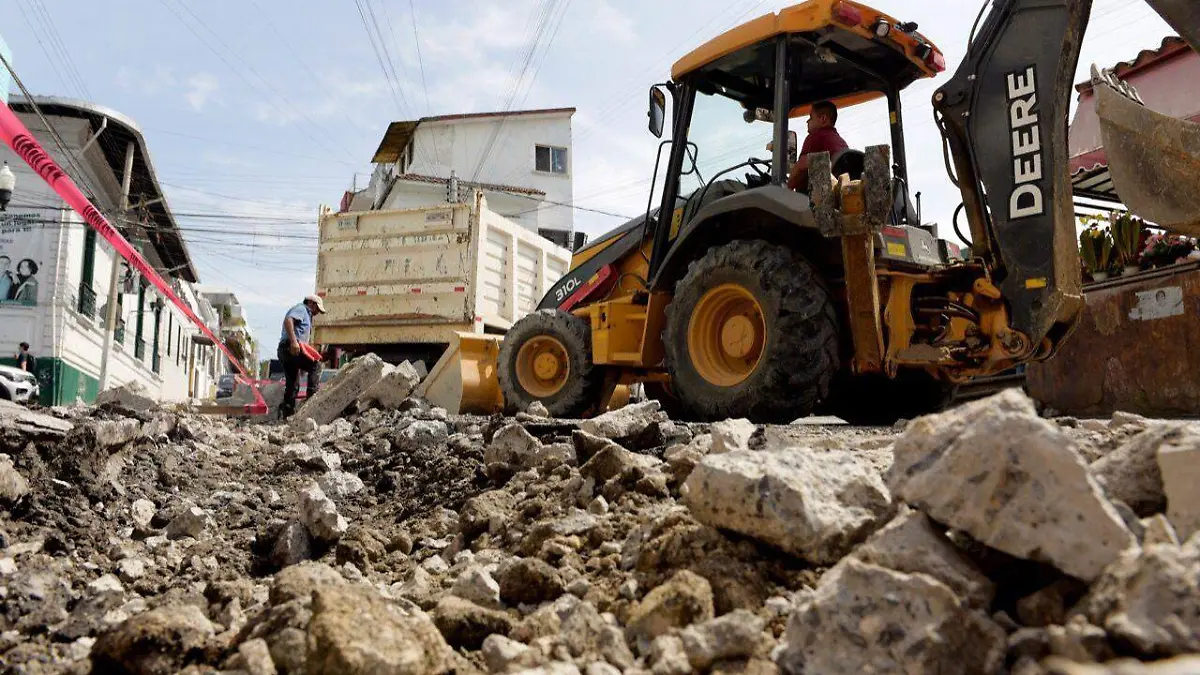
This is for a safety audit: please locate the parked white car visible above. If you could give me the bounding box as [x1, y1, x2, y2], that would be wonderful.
[0, 365, 39, 404]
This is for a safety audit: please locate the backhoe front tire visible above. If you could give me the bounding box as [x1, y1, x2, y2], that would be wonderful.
[498, 309, 604, 418]
[664, 240, 839, 423]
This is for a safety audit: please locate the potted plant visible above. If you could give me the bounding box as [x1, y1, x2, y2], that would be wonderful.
[1080, 226, 1114, 282]
[1142, 232, 1198, 268]
[1110, 211, 1144, 276]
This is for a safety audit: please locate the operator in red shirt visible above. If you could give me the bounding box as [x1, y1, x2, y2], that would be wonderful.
[786, 100, 849, 193]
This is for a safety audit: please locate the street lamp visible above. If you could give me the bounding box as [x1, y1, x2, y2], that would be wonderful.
[0, 162, 15, 211]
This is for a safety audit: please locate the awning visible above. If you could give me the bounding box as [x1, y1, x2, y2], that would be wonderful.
[1072, 164, 1119, 203]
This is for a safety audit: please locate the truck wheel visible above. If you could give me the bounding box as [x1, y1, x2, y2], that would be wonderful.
[499, 309, 604, 418]
[642, 381, 688, 420]
[664, 240, 839, 423]
[822, 370, 958, 426]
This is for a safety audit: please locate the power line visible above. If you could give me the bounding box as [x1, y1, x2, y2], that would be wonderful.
[245, 0, 371, 143]
[470, 0, 561, 183]
[408, 0, 433, 117]
[353, 0, 410, 117]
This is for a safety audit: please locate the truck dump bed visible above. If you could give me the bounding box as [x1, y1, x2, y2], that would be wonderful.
[314, 191, 571, 349]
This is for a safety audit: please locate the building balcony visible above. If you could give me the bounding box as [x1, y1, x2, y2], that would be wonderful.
[114, 321, 126, 345]
[134, 339, 146, 360]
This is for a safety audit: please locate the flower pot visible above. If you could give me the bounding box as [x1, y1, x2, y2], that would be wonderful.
[1092, 271, 1109, 281]
[1124, 265, 1140, 276]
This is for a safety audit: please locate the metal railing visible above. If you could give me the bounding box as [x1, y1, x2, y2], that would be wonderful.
[152, 351, 161, 374]
[114, 320, 126, 345]
[77, 284, 97, 319]
[134, 339, 146, 360]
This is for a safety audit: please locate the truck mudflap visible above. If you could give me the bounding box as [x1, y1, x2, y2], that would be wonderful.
[416, 332, 504, 415]
[1026, 262, 1200, 417]
[1095, 66, 1200, 237]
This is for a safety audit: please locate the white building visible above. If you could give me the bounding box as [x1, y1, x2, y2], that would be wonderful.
[194, 286, 256, 373]
[0, 96, 224, 405]
[352, 107, 579, 249]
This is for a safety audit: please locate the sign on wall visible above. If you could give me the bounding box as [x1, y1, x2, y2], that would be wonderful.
[0, 212, 46, 306]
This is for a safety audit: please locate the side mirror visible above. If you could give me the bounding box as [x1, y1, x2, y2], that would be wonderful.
[648, 86, 667, 138]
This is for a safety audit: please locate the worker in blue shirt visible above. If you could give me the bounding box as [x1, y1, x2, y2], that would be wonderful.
[277, 294, 326, 419]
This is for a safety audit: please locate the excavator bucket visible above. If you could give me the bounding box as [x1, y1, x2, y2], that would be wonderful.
[415, 332, 505, 415]
[1094, 30, 1200, 235]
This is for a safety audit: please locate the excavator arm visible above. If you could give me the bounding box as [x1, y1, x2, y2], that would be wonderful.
[933, 0, 1200, 350]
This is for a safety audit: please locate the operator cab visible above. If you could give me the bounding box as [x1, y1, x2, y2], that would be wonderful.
[646, 0, 947, 267]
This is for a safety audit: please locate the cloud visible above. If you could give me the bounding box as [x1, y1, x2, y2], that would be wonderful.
[185, 73, 219, 111]
[115, 65, 176, 95]
[590, 0, 635, 43]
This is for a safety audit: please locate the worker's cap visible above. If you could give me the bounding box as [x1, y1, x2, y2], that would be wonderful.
[305, 294, 326, 314]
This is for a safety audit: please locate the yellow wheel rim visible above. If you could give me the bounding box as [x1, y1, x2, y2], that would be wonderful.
[687, 283, 766, 387]
[516, 335, 571, 398]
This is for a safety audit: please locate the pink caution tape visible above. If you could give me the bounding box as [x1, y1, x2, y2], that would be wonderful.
[0, 104, 268, 415]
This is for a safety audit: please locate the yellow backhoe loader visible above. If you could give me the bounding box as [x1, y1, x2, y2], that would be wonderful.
[418, 0, 1200, 424]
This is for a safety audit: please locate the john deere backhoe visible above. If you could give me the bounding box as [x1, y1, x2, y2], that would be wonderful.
[419, 0, 1200, 424]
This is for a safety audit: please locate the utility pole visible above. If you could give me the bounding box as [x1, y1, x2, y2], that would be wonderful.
[98, 140, 135, 391]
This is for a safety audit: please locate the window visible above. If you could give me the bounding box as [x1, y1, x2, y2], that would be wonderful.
[535, 145, 568, 175]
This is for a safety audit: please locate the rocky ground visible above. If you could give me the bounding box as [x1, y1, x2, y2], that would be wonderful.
[1, 358, 1200, 675]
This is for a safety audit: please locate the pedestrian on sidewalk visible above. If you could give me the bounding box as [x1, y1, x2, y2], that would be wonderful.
[16, 342, 35, 372]
[277, 294, 326, 419]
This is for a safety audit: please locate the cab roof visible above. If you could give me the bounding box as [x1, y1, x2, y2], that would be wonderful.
[671, 0, 945, 114]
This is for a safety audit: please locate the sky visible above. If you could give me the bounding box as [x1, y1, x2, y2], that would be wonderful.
[0, 0, 1175, 361]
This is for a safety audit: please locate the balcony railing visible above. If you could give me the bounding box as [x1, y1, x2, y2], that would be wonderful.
[114, 320, 126, 345]
[152, 351, 161, 374]
[134, 339, 146, 360]
[77, 284, 97, 319]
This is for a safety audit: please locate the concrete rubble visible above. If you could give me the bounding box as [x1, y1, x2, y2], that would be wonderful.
[3, 369, 1200, 675]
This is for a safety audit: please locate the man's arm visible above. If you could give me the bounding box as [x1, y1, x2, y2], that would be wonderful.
[787, 155, 812, 191]
[284, 317, 300, 355]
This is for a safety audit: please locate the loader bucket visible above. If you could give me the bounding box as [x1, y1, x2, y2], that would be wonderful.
[1144, 0, 1200, 57]
[415, 332, 505, 415]
[1095, 66, 1200, 236]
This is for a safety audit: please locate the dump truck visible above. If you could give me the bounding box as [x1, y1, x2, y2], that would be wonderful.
[312, 191, 573, 377]
[422, 0, 1200, 424]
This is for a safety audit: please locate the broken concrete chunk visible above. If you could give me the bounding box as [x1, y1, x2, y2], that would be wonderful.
[1156, 429, 1200, 540]
[291, 353, 388, 429]
[483, 633, 535, 673]
[1079, 540, 1200, 656]
[625, 570, 714, 648]
[130, 499, 156, 529]
[306, 584, 457, 675]
[678, 609, 765, 670]
[497, 557, 566, 607]
[451, 565, 502, 609]
[357, 360, 422, 410]
[92, 419, 142, 449]
[777, 559, 1006, 675]
[580, 444, 662, 483]
[579, 400, 662, 439]
[1090, 423, 1187, 516]
[95, 382, 155, 412]
[683, 447, 893, 564]
[317, 471, 364, 499]
[165, 505, 213, 540]
[283, 443, 342, 472]
[0, 455, 29, 504]
[237, 637, 278, 675]
[887, 390, 1135, 581]
[650, 635, 692, 675]
[90, 604, 216, 675]
[272, 520, 313, 569]
[842, 508, 995, 610]
[709, 419, 755, 455]
[461, 490, 518, 539]
[1142, 514, 1180, 547]
[432, 595, 516, 650]
[298, 484, 349, 543]
[487, 424, 543, 467]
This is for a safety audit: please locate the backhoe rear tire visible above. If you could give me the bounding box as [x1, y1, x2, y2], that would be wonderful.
[663, 240, 839, 423]
[822, 370, 958, 426]
[499, 309, 604, 418]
